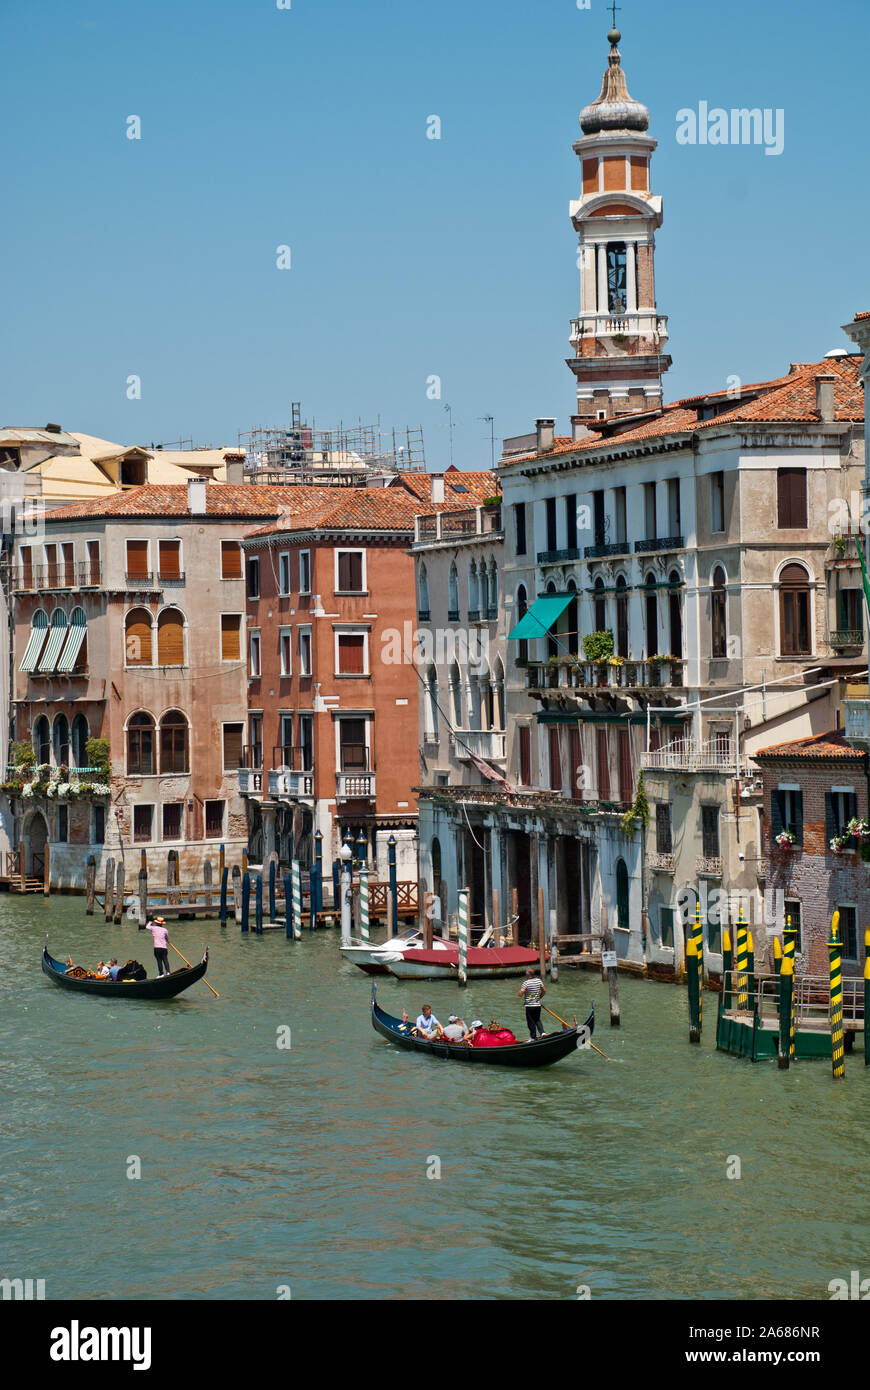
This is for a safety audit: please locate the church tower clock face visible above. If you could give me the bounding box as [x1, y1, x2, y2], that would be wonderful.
[568, 23, 671, 429]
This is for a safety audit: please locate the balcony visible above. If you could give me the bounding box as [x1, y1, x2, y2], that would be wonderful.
[269, 768, 314, 799]
[642, 739, 736, 774]
[525, 657, 685, 693]
[415, 505, 503, 544]
[336, 771, 376, 799]
[570, 311, 669, 345]
[238, 768, 263, 795]
[10, 561, 102, 592]
[696, 856, 723, 878]
[452, 730, 507, 762]
[844, 699, 870, 748]
[126, 571, 155, 587]
[648, 851, 675, 873]
[584, 541, 629, 559]
[831, 629, 864, 651]
[537, 547, 582, 565]
[634, 535, 684, 555]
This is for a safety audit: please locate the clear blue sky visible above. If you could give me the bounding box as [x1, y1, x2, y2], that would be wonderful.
[3, 0, 867, 471]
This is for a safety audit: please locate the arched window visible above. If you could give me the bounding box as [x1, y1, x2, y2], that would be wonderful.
[125, 608, 152, 665]
[34, 715, 50, 765]
[157, 609, 184, 666]
[479, 563, 489, 617]
[616, 575, 629, 658]
[779, 563, 811, 656]
[488, 559, 498, 616]
[566, 579, 579, 656]
[160, 710, 189, 774]
[71, 714, 89, 768]
[493, 656, 505, 730]
[127, 712, 155, 775]
[450, 661, 463, 726]
[711, 566, 727, 658]
[469, 562, 479, 616]
[669, 569, 683, 658]
[432, 837, 442, 896]
[53, 713, 70, 767]
[615, 857, 629, 931]
[516, 584, 529, 664]
[594, 576, 606, 633]
[418, 564, 430, 617]
[644, 572, 658, 657]
[448, 563, 459, 619]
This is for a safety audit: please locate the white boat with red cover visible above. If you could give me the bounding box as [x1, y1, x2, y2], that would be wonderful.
[340, 926, 452, 975]
[386, 944, 540, 980]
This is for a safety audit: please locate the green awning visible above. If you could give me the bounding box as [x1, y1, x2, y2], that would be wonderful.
[508, 593, 574, 640]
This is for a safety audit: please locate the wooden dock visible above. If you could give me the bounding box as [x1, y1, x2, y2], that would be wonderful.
[717, 970, 865, 1060]
[0, 848, 50, 894]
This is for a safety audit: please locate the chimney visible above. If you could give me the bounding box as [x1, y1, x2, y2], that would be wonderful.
[536, 418, 555, 453]
[815, 373, 836, 423]
[187, 476, 207, 514]
[223, 456, 244, 485]
[430, 474, 445, 504]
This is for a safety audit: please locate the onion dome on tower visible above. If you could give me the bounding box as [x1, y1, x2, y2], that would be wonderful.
[579, 29, 650, 135]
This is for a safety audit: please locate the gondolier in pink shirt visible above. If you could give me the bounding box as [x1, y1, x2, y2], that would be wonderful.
[143, 916, 171, 976]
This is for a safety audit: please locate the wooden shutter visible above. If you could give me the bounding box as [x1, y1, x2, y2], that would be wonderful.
[338, 635, 365, 674]
[126, 540, 148, 577]
[159, 541, 181, 577]
[157, 610, 184, 665]
[221, 541, 242, 579]
[223, 725, 243, 769]
[87, 540, 101, 584]
[20, 546, 32, 587]
[62, 543, 74, 585]
[221, 615, 241, 660]
[338, 552, 362, 591]
[569, 727, 582, 799]
[770, 789, 784, 841]
[597, 729, 610, 800]
[777, 469, 807, 528]
[618, 729, 632, 804]
[125, 609, 152, 665]
[45, 544, 58, 586]
[549, 727, 562, 792]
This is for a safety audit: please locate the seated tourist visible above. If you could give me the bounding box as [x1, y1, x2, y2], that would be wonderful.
[107, 958, 121, 981]
[441, 1014, 467, 1042]
[412, 1004, 441, 1038]
[95, 961, 110, 977]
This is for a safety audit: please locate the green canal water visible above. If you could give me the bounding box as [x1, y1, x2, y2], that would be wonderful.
[1, 892, 867, 1302]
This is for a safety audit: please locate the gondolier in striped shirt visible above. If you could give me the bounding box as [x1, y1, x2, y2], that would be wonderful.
[518, 968, 546, 1040]
[143, 916, 171, 977]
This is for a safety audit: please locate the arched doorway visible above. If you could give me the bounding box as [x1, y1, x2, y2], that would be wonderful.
[615, 857, 629, 932]
[24, 811, 49, 879]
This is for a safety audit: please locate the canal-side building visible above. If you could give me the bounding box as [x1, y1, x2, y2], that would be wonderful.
[6, 479, 335, 886]
[755, 730, 869, 977]
[411, 488, 505, 931]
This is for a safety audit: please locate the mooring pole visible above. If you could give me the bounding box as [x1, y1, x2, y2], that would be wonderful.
[104, 857, 114, 923]
[772, 935, 782, 976]
[137, 851, 147, 928]
[360, 858, 370, 944]
[219, 866, 229, 925]
[692, 903, 704, 1029]
[388, 834, 398, 935]
[85, 854, 96, 915]
[268, 856, 277, 923]
[332, 858, 340, 914]
[829, 917, 845, 1081]
[340, 845, 352, 947]
[722, 927, 733, 1012]
[283, 873, 293, 940]
[241, 871, 251, 933]
[232, 864, 242, 925]
[687, 934, 701, 1043]
[777, 950, 793, 1070]
[864, 928, 870, 1067]
[603, 920, 621, 1028]
[783, 917, 797, 1060]
[291, 859, 303, 940]
[457, 887, 469, 986]
[747, 929, 755, 1007]
[736, 909, 749, 1011]
[255, 874, 263, 935]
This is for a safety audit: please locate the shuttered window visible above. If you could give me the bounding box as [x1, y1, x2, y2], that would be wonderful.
[157, 609, 184, 665]
[158, 540, 181, 578]
[777, 469, 807, 528]
[548, 727, 562, 792]
[205, 800, 224, 838]
[701, 805, 720, 857]
[125, 609, 152, 665]
[337, 634, 365, 674]
[518, 726, 531, 786]
[221, 614, 242, 661]
[20, 545, 33, 588]
[133, 805, 153, 843]
[223, 724, 244, 770]
[127, 715, 155, 775]
[618, 729, 632, 805]
[87, 540, 101, 585]
[569, 727, 582, 800]
[45, 544, 59, 587]
[655, 803, 673, 854]
[337, 551, 363, 592]
[597, 729, 610, 801]
[126, 540, 149, 577]
[221, 541, 242, 579]
[779, 565, 811, 656]
[62, 543, 75, 586]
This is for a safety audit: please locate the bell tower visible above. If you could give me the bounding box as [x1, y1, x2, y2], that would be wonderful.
[568, 23, 671, 425]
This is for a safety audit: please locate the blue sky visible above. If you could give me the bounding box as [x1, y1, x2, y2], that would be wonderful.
[3, 0, 868, 471]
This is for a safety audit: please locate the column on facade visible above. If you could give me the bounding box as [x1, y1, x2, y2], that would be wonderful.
[596, 241, 609, 316]
[625, 239, 637, 314]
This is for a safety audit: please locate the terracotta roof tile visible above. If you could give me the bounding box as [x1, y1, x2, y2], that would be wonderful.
[45, 482, 340, 522]
[753, 730, 864, 760]
[245, 487, 423, 539]
[854, 311, 870, 321]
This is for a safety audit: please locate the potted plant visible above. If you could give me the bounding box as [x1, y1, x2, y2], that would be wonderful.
[829, 833, 847, 854]
[834, 535, 848, 557]
[582, 631, 614, 663]
[846, 816, 870, 843]
[775, 829, 796, 850]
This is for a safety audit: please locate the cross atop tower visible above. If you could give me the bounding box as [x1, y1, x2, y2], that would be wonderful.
[608, 2, 621, 29]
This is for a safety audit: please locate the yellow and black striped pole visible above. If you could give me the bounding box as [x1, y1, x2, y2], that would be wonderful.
[829, 913, 845, 1081]
[686, 934, 701, 1043]
[864, 928, 870, 1068]
[692, 902, 704, 1032]
[783, 916, 797, 1060]
[747, 929, 756, 1008]
[778, 948, 794, 1070]
[722, 927, 733, 1012]
[736, 909, 749, 1011]
[773, 936, 782, 976]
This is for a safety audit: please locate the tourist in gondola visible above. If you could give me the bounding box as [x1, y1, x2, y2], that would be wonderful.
[411, 1004, 441, 1038]
[107, 958, 121, 980]
[143, 916, 172, 977]
[518, 968, 546, 1040]
[441, 1014, 467, 1042]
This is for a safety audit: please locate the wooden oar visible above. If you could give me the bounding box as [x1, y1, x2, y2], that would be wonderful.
[544, 1005, 610, 1059]
[170, 941, 221, 998]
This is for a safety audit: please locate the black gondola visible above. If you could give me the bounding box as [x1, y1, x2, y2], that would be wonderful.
[42, 945, 209, 1000]
[371, 988, 594, 1068]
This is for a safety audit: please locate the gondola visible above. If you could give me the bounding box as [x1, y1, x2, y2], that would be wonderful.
[371, 987, 594, 1068]
[41, 945, 209, 1000]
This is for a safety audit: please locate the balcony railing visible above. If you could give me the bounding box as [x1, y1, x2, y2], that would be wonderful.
[415, 506, 503, 543]
[584, 541, 629, 559]
[570, 311, 669, 343]
[336, 771, 376, 799]
[831, 629, 864, 649]
[238, 768, 263, 795]
[634, 535, 684, 554]
[269, 768, 315, 799]
[642, 739, 736, 773]
[452, 730, 507, 762]
[648, 851, 675, 873]
[844, 700, 870, 747]
[10, 561, 102, 591]
[696, 855, 723, 877]
[537, 547, 581, 565]
[126, 571, 156, 587]
[525, 658, 684, 692]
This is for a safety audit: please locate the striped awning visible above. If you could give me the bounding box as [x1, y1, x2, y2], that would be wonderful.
[19, 610, 48, 672]
[56, 607, 87, 672]
[37, 610, 68, 672]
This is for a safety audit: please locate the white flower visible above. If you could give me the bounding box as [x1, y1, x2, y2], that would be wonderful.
[89, 783, 110, 797]
[46, 783, 57, 798]
[57, 783, 71, 798]
[22, 784, 34, 798]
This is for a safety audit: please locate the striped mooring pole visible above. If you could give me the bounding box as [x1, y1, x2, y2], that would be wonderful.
[778, 948, 794, 1069]
[772, 936, 782, 976]
[783, 917, 797, 1060]
[457, 888, 469, 987]
[735, 910, 749, 1011]
[691, 903, 704, 1031]
[686, 933, 701, 1044]
[864, 928, 870, 1067]
[722, 927, 733, 1012]
[291, 859, 303, 940]
[829, 915, 845, 1080]
[359, 859, 370, 945]
[283, 873, 293, 941]
[747, 929, 755, 1004]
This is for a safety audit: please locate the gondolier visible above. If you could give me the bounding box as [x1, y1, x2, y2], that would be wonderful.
[143, 916, 171, 977]
[518, 968, 546, 1040]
